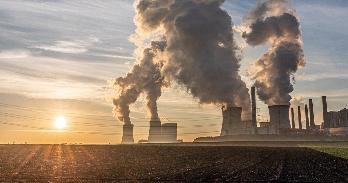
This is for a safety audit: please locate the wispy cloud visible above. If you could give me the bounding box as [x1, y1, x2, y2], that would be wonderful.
[0, 50, 30, 59]
[34, 41, 88, 54]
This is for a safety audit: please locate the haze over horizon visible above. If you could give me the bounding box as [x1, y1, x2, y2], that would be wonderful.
[0, 0, 348, 144]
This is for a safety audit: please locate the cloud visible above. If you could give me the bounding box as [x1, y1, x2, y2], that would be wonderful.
[34, 40, 91, 54]
[0, 50, 30, 59]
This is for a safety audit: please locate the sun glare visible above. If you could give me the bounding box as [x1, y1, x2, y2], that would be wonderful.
[54, 116, 67, 130]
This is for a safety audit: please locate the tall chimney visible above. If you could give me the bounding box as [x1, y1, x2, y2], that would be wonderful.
[122, 123, 134, 144]
[309, 99, 315, 129]
[251, 86, 257, 133]
[298, 106, 302, 130]
[322, 96, 328, 128]
[305, 104, 309, 129]
[291, 107, 295, 129]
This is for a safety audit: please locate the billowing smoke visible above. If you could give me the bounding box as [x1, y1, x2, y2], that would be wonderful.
[243, 0, 305, 105]
[113, 0, 252, 123]
[113, 41, 167, 123]
[137, 0, 250, 117]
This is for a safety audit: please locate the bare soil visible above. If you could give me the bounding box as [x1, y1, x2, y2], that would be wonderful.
[0, 144, 347, 182]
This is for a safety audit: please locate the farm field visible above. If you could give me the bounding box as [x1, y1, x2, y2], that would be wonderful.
[0, 144, 347, 182]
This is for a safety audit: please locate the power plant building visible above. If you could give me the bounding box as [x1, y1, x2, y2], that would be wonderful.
[161, 123, 178, 143]
[268, 105, 291, 134]
[122, 124, 134, 144]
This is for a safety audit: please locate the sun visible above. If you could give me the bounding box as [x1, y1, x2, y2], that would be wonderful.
[54, 116, 67, 130]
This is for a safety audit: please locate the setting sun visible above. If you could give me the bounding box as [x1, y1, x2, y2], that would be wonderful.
[54, 116, 67, 130]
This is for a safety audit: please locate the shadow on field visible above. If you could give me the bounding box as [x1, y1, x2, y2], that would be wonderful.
[0, 145, 347, 182]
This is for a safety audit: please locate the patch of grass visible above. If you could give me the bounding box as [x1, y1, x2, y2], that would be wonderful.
[313, 147, 348, 159]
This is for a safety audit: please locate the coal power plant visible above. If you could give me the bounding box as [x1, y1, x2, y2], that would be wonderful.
[112, 0, 348, 144]
[121, 85, 348, 144]
[195, 87, 348, 142]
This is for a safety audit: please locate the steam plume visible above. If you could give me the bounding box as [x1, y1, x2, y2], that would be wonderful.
[113, 41, 167, 123]
[243, 0, 305, 105]
[136, 0, 251, 117]
[113, 0, 252, 123]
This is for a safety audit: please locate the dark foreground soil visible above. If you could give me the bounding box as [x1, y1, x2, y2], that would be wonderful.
[0, 145, 347, 182]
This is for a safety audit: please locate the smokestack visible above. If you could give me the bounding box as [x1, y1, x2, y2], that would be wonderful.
[322, 96, 328, 128]
[268, 105, 291, 134]
[291, 107, 295, 129]
[251, 86, 257, 133]
[309, 99, 315, 129]
[148, 119, 162, 143]
[298, 106, 302, 130]
[305, 104, 309, 129]
[221, 106, 242, 136]
[122, 124, 134, 144]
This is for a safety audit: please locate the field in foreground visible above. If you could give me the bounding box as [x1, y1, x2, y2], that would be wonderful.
[0, 144, 347, 182]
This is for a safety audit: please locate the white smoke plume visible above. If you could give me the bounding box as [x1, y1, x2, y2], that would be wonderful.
[113, 41, 167, 123]
[138, 0, 250, 117]
[243, 0, 305, 105]
[113, 0, 252, 123]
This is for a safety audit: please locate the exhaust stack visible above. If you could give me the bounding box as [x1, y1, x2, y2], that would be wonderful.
[309, 99, 315, 128]
[298, 106, 302, 130]
[305, 104, 309, 129]
[322, 96, 328, 128]
[291, 107, 295, 129]
[251, 86, 257, 133]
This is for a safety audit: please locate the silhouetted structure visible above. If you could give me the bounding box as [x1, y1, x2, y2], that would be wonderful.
[309, 99, 315, 128]
[322, 96, 328, 128]
[269, 105, 291, 134]
[305, 104, 310, 129]
[298, 106, 302, 130]
[251, 86, 257, 133]
[122, 124, 134, 144]
[291, 107, 295, 129]
[148, 120, 162, 143]
[220, 106, 242, 135]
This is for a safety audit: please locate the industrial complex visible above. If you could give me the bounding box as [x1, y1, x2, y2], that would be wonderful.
[195, 87, 348, 142]
[121, 86, 348, 144]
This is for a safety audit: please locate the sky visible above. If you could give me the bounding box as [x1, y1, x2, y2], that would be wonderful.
[0, 0, 347, 144]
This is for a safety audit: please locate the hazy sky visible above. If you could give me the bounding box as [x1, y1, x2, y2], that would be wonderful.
[0, 0, 347, 144]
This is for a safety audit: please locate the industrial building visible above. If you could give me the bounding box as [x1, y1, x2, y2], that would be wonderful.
[121, 119, 178, 144]
[122, 87, 348, 144]
[197, 88, 348, 142]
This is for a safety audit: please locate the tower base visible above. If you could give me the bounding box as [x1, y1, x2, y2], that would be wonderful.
[122, 124, 134, 144]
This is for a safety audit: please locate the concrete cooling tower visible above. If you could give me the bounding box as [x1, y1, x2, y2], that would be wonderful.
[161, 123, 178, 143]
[122, 124, 134, 144]
[148, 120, 162, 143]
[268, 105, 291, 134]
[220, 106, 242, 136]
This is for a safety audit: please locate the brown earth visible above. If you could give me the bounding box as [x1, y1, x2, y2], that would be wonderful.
[0, 144, 347, 182]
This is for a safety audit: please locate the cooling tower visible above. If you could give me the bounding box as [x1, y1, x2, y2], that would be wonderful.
[122, 124, 134, 144]
[220, 106, 242, 136]
[148, 120, 162, 143]
[268, 105, 291, 134]
[161, 123, 177, 143]
[309, 99, 315, 128]
[322, 96, 329, 128]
